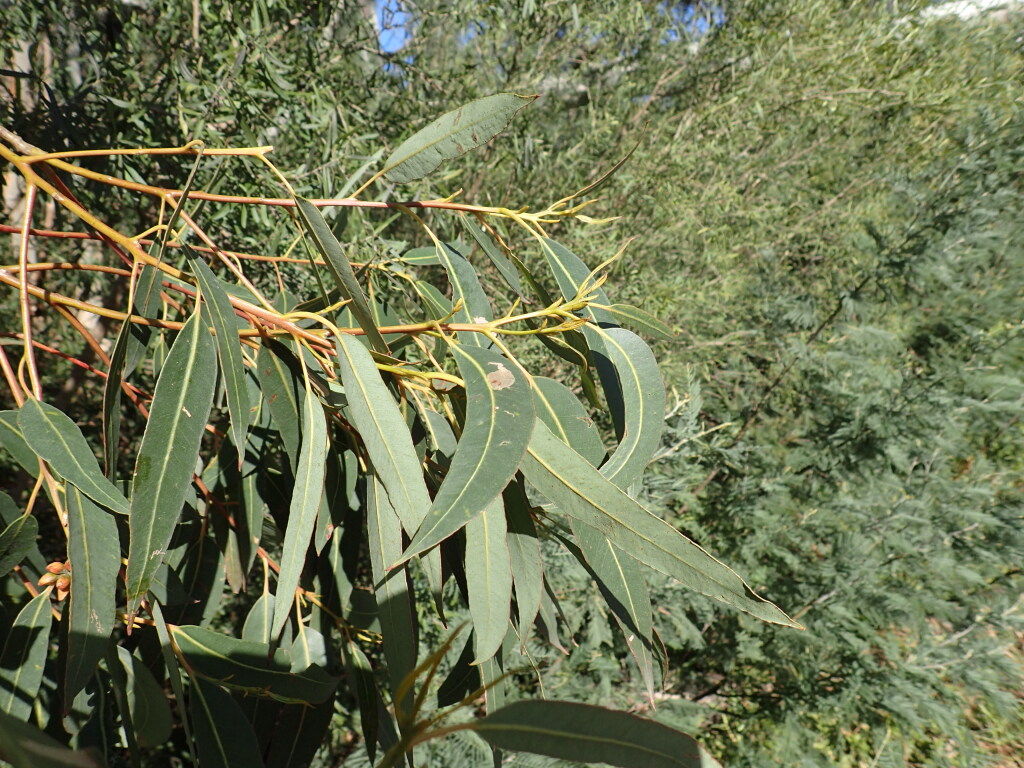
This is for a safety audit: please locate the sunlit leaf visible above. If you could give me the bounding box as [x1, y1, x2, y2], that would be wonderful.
[0, 514, 37, 578]
[399, 344, 535, 563]
[293, 197, 389, 354]
[334, 334, 430, 536]
[522, 420, 799, 627]
[605, 303, 677, 341]
[187, 245, 252, 461]
[597, 327, 665, 490]
[0, 590, 52, 720]
[17, 400, 129, 516]
[126, 309, 217, 620]
[383, 93, 536, 183]
[434, 241, 492, 347]
[465, 500, 512, 664]
[65, 487, 119, 703]
[271, 378, 328, 641]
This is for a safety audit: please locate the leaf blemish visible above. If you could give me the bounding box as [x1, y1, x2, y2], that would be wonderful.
[485, 362, 515, 390]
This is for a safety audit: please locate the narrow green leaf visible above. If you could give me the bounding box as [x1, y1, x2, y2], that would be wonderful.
[521, 421, 799, 627]
[465, 500, 512, 664]
[542, 237, 625, 435]
[256, 339, 303, 464]
[383, 93, 536, 183]
[291, 623, 328, 673]
[126, 309, 217, 620]
[605, 304, 677, 341]
[186, 245, 252, 461]
[169, 625, 337, 704]
[470, 700, 722, 768]
[532, 377, 606, 467]
[414, 280, 452, 320]
[0, 411, 39, 476]
[572, 522, 657, 701]
[597, 328, 665, 490]
[366, 474, 417, 722]
[0, 514, 37, 577]
[0, 709, 101, 768]
[399, 345, 535, 563]
[103, 262, 160, 478]
[399, 246, 441, 265]
[189, 677, 265, 768]
[0, 590, 52, 720]
[532, 375, 656, 694]
[242, 594, 275, 644]
[65, 487, 119, 703]
[342, 639, 380, 762]
[461, 213, 525, 298]
[17, 400, 129, 516]
[293, 197, 389, 354]
[271, 377, 328, 641]
[115, 647, 172, 749]
[151, 602, 196, 764]
[503, 485, 543, 646]
[435, 242, 492, 347]
[335, 334, 431, 536]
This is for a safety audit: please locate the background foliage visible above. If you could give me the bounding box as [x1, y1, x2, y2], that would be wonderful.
[3, 0, 1022, 766]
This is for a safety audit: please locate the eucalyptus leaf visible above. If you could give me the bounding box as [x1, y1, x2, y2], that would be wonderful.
[126, 309, 217, 620]
[383, 93, 536, 183]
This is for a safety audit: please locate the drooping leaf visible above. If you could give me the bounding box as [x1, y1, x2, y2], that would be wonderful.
[572, 522, 657, 701]
[169, 625, 337, 705]
[365, 474, 417, 723]
[605, 304, 677, 341]
[465, 500, 513, 664]
[290, 623, 328, 673]
[115, 646, 172, 749]
[126, 309, 217, 620]
[0, 411, 40, 476]
[186, 244, 252, 461]
[256, 339, 304, 465]
[383, 93, 536, 183]
[469, 700, 722, 768]
[521, 420, 798, 627]
[0, 708, 100, 768]
[596, 327, 665, 490]
[0, 590, 52, 721]
[542, 237, 626, 436]
[263, 697, 336, 768]
[17, 400, 129, 516]
[503, 484, 543, 647]
[342, 639, 380, 763]
[334, 334, 430, 536]
[434, 241, 492, 347]
[150, 602, 196, 763]
[531, 377, 606, 467]
[189, 677, 265, 768]
[399, 344, 535, 563]
[271, 378, 328, 641]
[0, 514, 37, 578]
[461, 213, 525, 298]
[293, 197, 389, 354]
[65, 487, 119, 703]
[103, 261, 160, 478]
[242, 593, 275, 644]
